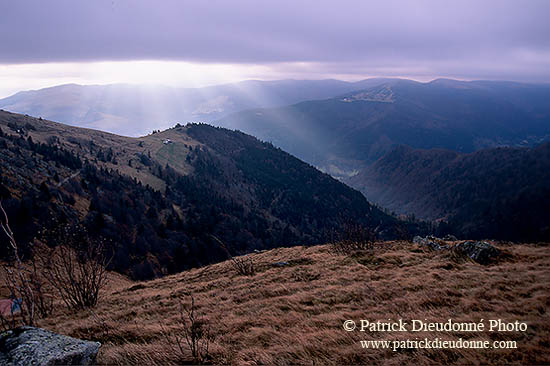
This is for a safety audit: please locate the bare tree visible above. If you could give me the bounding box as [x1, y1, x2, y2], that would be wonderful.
[28, 251, 54, 318]
[41, 224, 110, 309]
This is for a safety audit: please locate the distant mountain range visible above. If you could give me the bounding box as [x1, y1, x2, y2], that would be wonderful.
[218, 79, 550, 178]
[0, 110, 409, 279]
[0, 78, 394, 137]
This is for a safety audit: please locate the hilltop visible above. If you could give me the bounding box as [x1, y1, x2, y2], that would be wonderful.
[31, 241, 550, 365]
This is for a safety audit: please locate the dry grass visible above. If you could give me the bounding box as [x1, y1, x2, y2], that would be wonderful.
[14, 241, 550, 365]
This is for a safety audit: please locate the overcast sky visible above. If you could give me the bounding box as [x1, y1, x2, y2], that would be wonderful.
[0, 0, 549, 97]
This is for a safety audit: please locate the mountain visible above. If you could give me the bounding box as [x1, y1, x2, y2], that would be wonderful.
[0, 79, 394, 137]
[218, 79, 550, 178]
[0, 110, 409, 279]
[346, 143, 550, 241]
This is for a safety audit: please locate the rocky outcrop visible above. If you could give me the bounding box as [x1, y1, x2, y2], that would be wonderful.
[414, 236, 501, 265]
[453, 240, 501, 265]
[413, 235, 449, 251]
[0, 326, 100, 366]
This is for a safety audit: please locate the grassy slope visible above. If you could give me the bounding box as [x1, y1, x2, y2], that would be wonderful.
[0, 109, 198, 192]
[32, 241, 550, 365]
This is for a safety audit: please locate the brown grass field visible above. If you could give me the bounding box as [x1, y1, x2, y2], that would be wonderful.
[3, 240, 550, 365]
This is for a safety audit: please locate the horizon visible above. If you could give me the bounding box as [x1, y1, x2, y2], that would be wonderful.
[3, 75, 550, 100]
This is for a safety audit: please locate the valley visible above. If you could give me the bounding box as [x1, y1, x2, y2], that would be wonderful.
[215, 79, 550, 239]
[346, 144, 550, 241]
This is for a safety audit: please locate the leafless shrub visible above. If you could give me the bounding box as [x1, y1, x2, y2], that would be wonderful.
[162, 296, 212, 364]
[40, 224, 111, 309]
[43, 244, 109, 309]
[228, 254, 255, 276]
[211, 235, 255, 276]
[331, 223, 376, 255]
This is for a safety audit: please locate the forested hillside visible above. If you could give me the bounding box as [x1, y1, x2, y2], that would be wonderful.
[0, 110, 411, 279]
[347, 143, 550, 241]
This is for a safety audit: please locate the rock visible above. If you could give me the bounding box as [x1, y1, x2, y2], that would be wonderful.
[413, 235, 449, 251]
[453, 241, 501, 264]
[0, 326, 100, 366]
[413, 236, 501, 265]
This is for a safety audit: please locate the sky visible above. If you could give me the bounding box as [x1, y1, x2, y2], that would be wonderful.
[0, 0, 549, 97]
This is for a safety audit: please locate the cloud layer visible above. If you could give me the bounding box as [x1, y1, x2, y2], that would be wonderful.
[1, 0, 549, 82]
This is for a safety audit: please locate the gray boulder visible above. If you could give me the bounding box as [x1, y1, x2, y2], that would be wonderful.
[413, 235, 449, 251]
[453, 241, 501, 264]
[0, 326, 100, 365]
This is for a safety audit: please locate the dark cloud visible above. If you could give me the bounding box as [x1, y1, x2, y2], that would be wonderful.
[1, 0, 549, 81]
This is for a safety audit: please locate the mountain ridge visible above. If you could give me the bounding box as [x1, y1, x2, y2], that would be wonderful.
[0, 110, 410, 279]
[0, 78, 398, 137]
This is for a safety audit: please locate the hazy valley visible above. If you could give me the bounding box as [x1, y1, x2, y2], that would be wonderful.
[347, 143, 550, 241]
[216, 79, 550, 230]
